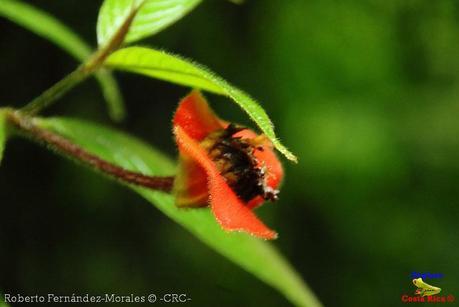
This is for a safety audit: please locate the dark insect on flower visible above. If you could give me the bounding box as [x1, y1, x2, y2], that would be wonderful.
[173, 90, 283, 239]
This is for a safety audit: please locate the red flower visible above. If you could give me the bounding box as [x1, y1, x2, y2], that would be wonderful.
[173, 91, 283, 240]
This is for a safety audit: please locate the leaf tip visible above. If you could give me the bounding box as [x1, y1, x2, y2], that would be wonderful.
[274, 140, 298, 163]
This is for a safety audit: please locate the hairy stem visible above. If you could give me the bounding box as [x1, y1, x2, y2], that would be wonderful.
[20, 67, 89, 115]
[20, 4, 140, 117]
[7, 111, 174, 192]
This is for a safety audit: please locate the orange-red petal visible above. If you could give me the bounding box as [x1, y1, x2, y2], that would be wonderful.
[174, 126, 277, 239]
[174, 153, 208, 207]
[173, 90, 223, 141]
[173, 90, 221, 206]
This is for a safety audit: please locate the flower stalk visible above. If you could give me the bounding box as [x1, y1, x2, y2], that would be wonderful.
[7, 110, 174, 192]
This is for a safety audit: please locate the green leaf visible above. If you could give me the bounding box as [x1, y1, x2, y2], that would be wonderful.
[0, 0, 125, 121]
[0, 110, 7, 165]
[97, 0, 201, 46]
[0, 0, 90, 60]
[38, 117, 320, 307]
[105, 47, 298, 162]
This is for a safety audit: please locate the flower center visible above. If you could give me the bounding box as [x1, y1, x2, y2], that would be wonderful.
[201, 124, 279, 203]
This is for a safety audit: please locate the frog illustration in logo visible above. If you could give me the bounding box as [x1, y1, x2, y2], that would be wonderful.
[413, 278, 441, 297]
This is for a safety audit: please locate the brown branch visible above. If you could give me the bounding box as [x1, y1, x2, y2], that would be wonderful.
[7, 111, 174, 192]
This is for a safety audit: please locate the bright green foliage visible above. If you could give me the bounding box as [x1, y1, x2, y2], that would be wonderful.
[97, 0, 201, 46]
[38, 117, 320, 307]
[106, 47, 297, 162]
[0, 110, 7, 165]
[0, 0, 125, 121]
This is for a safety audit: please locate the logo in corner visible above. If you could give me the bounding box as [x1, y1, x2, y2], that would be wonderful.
[401, 273, 455, 303]
[413, 278, 441, 297]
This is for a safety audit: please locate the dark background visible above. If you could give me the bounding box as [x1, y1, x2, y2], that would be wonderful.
[1, 0, 458, 306]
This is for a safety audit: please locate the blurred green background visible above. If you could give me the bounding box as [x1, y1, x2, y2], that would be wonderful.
[1, 0, 458, 306]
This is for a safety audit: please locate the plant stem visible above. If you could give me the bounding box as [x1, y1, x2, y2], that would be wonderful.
[20, 66, 90, 115]
[20, 42, 111, 116]
[7, 110, 174, 192]
[20, 4, 140, 117]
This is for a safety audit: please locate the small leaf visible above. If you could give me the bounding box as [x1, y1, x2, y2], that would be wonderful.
[106, 47, 297, 162]
[0, 110, 7, 165]
[97, 0, 201, 46]
[38, 117, 320, 307]
[0, 0, 125, 121]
